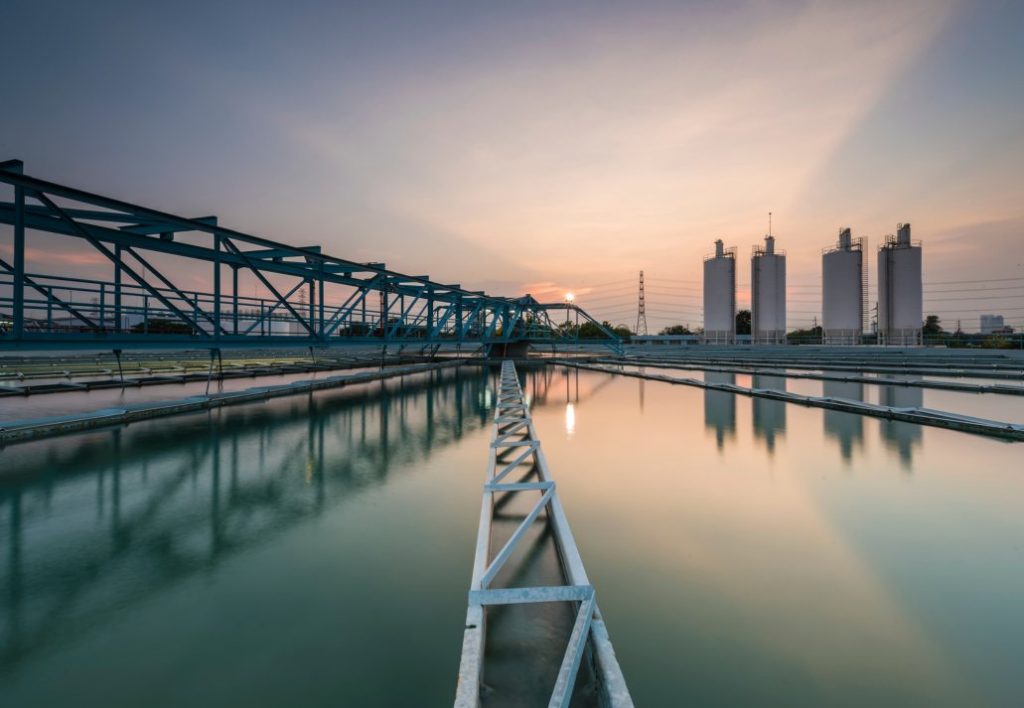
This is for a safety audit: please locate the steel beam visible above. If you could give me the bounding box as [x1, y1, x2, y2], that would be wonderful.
[32, 191, 209, 336]
[0, 258, 100, 330]
[0, 162, 621, 352]
[13, 182, 24, 339]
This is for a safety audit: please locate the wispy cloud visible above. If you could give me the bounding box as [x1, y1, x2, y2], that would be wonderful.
[274, 0, 957, 294]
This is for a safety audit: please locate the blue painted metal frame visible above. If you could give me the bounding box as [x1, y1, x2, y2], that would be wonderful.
[0, 160, 621, 353]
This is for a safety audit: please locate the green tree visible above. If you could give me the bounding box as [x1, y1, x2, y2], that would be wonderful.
[577, 320, 610, 339]
[659, 324, 691, 335]
[735, 310, 751, 335]
[130, 318, 193, 335]
[923, 315, 943, 336]
[786, 325, 822, 344]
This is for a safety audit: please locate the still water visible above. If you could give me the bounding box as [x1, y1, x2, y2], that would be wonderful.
[0, 366, 381, 421]
[2, 365, 1022, 706]
[0, 368, 492, 707]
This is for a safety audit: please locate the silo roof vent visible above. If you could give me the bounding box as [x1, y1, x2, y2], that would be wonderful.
[839, 227, 852, 250]
[897, 223, 911, 245]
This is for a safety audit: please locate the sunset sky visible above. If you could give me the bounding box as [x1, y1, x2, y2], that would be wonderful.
[2, 0, 1022, 330]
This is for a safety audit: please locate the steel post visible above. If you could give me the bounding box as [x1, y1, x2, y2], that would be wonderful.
[318, 263, 325, 340]
[114, 244, 122, 333]
[214, 234, 221, 341]
[231, 266, 239, 335]
[309, 278, 315, 339]
[13, 184, 24, 339]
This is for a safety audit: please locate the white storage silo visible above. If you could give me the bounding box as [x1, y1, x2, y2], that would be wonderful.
[751, 235, 786, 344]
[703, 239, 736, 344]
[822, 228, 864, 345]
[878, 223, 922, 346]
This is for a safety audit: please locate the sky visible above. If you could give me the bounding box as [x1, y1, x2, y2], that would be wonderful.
[2, 0, 1023, 331]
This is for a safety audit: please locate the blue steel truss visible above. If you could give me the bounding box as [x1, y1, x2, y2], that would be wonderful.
[0, 160, 621, 353]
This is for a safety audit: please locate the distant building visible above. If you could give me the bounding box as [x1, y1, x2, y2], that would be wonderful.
[878, 223, 922, 346]
[980, 314, 1005, 334]
[751, 236, 786, 345]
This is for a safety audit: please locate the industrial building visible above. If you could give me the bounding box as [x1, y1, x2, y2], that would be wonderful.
[703, 239, 736, 344]
[822, 228, 866, 345]
[878, 223, 923, 346]
[980, 314, 1005, 334]
[751, 235, 786, 344]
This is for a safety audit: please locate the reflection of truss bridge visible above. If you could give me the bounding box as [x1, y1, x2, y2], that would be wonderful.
[1, 367, 488, 672]
[0, 160, 620, 353]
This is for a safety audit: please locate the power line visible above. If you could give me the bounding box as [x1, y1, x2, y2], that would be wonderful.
[925, 295, 1024, 303]
[573, 278, 635, 289]
[925, 276, 1024, 285]
[925, 285, 1024, 294]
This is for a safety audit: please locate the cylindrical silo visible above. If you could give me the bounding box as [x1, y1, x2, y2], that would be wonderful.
[878, 223, 923, 346]
[751, 235, 786, 344]
[703, 239, 736, 344]
[822, 227, 864, 345]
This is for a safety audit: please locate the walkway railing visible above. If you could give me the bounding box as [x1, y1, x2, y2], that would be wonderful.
[455, 360, 632, 707]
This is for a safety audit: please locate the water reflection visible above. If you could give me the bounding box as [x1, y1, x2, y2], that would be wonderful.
[0, 367, 490, 677]
[878, 379, 924, 470]
[752, 375, 787, 454]
[528, 370, 1024, 706]
[521, 366, 615, 410]
[703, 372, 736, 449]
[823, 380, 865, 463]
[521, 365, 557, 406]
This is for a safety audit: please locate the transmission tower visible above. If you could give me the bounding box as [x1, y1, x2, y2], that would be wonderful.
[635, 270, 648, 336]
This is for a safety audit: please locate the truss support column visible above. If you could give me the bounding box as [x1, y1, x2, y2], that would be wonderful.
[114, 244, 122, 333]
[232, 266, 239, 335]
[214, 234, 222, 342]
[13, 184, 24, 340]
[99, 283, 106, 331]
[317, 264, 325, 340]
[456, 296, 463, 345]
[427, 291, 434, 337]
[309, 277, 316, 341]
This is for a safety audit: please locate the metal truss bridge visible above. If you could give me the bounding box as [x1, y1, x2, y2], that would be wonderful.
[0, 160, 620, 354]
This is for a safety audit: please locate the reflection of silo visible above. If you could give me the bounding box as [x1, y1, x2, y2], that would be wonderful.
[822, 228, 865, 345]
[879, 380, 923, 469]
[704, 371, 736, 448]
[878, 223, 923, 346]
[703, 240, 736, 344]
[752, 374, 786, 452]
[752, 236, 786, 345]
[823, 379, 864, 461]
